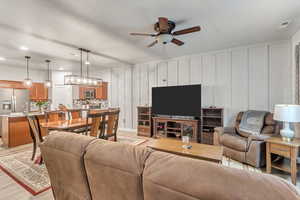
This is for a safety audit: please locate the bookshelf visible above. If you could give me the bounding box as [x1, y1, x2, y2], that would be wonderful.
[137, 106, 152, 137]
[201, 108, 223, 144]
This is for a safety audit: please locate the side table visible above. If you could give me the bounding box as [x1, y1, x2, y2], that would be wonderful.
[266, 137, 300, 185]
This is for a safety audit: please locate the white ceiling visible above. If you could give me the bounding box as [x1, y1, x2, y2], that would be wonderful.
[0, 0, 299, 71]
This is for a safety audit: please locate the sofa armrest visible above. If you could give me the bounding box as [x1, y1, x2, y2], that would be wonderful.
[213, 127, 236, 145]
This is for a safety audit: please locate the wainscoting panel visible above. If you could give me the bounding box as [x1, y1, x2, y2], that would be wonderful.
[157, 62, 168, 87]
[248, 45, 269, 111]
[167, 60, 178, 86]
[178, 58, 190, 85]
[190, 55, 202, 84]
[215, 52, 232, 125]
[269, 42, 292, 111]
[231, 48, 249, 116]
[131, 41, 291, 128]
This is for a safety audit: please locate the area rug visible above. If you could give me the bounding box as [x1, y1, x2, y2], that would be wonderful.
[0, 150, 51, 196]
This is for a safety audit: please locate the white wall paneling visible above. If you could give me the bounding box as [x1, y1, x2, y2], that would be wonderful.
[201, 54, 216, 107]
[248, 45, 269, 111]
[178, 58, 190, 85]
[148, 63, 157, 105]
[231, 48, 249, 117]
[157, 62, 168, 86]
[269, 42, 291, 111]
[167, 60, 178, 86]
[130, 41, 291, 128]
[97, 41, 291, 129]
[140, 64, 149, 105]
[190, 55, 202, 84]
[215, 52, 232, 125]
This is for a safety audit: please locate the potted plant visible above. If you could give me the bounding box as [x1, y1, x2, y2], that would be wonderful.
[35, 101, 48, 112]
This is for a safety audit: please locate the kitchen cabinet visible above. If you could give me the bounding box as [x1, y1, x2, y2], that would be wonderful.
[30, 83, 48, 101]
[96, 82, 108, 100]
[79, 82, 108, 100]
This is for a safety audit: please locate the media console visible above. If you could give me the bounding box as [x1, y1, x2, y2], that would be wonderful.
[152, 116, 199, 142]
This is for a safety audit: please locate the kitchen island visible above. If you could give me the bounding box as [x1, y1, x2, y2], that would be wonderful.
[0, 108, 108, 148]
[0, 112, 46, 148]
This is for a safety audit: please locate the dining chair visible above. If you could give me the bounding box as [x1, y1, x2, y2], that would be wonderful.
[99, 109, 120, 141]
[87, 112, 107, 137]
[27, 115, 43, 161]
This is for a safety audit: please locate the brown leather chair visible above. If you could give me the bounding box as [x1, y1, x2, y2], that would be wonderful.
[214, 111, 279, 168]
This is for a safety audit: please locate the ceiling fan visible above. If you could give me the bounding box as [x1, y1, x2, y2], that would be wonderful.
[130, 17, 201, 48]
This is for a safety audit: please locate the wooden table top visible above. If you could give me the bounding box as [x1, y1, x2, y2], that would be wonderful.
[147, 138, 223, 163]
[266, 136, 300, 147]
[40, 118, 91, 130]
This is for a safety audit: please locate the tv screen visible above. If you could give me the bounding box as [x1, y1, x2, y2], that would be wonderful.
[152, 84, 201, 117]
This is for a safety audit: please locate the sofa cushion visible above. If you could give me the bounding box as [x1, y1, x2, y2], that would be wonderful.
[221, 133, 248, 152]
[84, 139, 152, 200]
[40, 131, 96, 200]
[143, 151, 299, 200]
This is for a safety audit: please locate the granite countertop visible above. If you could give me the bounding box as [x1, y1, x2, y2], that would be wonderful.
[0, 107, 106, 118]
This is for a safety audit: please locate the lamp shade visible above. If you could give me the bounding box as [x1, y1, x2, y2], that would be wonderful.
[274, 104, 300, 122]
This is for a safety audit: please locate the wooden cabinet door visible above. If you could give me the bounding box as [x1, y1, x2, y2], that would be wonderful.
[101, 82, 108, 100]
[29, 84, 37, 100]
[79, 87, 85, 99]
[30, 83, 48, 100]
[95, 82, 108, 100]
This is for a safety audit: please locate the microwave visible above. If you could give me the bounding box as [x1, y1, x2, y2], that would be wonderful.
[84, 89, 95, 99]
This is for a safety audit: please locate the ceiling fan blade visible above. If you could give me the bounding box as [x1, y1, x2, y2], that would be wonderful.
[130, 33, 157, 37]
[158, 17, 169, 32]
[171, 38, 184, 46]
[147, 40, 158, 48]
[172, 26, 201, 36]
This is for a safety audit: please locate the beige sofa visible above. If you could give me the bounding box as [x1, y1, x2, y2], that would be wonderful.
[40, 132, 299, 200]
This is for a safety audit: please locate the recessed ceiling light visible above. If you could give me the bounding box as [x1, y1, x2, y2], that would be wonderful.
[58, 67, 64, 71]
[0, 57, 6, 61]
[19, 46, 29, 51]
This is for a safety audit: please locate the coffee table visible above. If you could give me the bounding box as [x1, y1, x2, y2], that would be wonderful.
[147, 138, 223, 163]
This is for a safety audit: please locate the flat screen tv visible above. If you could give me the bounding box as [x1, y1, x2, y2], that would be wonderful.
[152, 84, 201, 117]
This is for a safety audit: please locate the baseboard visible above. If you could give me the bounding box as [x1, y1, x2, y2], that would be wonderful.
[119, 128, 137, 133]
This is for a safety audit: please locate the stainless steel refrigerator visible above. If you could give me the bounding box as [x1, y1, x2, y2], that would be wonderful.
[0, 88, 29, 114]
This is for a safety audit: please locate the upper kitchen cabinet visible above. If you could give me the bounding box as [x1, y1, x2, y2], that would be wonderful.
[96, 82, 108, 100]
[30, 83, 48, 101]
[79, 82, 108, 100]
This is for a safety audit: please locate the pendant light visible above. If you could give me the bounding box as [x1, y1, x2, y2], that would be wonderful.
[64, 48, 102, 87]
[44, 60, 52, 88]
[23, 56, 32, 87]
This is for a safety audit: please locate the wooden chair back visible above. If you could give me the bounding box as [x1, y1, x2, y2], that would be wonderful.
[87, 112, 107, 137]
[99, 109, 120, 141]
[27, 115, 43, 160]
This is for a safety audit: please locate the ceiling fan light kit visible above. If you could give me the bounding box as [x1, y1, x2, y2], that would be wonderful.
[64, 48, 102, 87]
[130, 17, 201, 47]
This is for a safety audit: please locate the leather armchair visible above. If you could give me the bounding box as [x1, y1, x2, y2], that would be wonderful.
[214, 112, 279, 168]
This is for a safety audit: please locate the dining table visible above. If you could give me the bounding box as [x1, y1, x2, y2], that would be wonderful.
[40, 118, 92, 135]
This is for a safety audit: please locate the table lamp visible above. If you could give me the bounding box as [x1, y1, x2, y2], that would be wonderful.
[274, 104, 300, 142]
